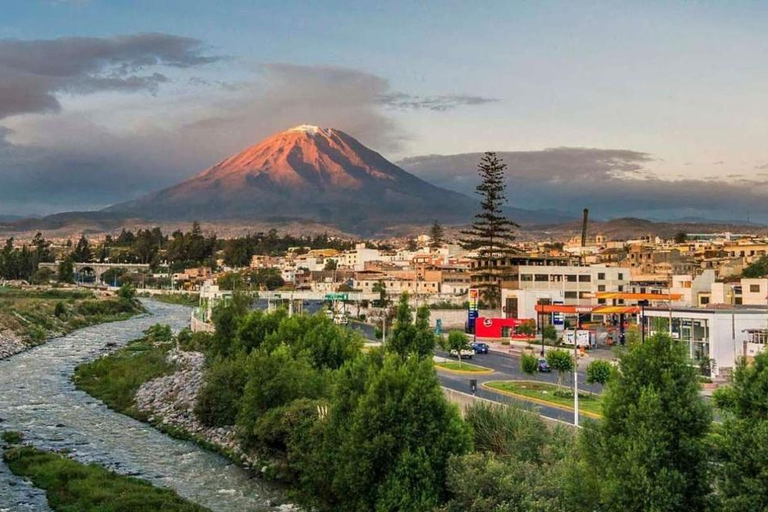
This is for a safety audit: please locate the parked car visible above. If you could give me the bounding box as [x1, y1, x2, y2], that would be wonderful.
[449, 348, 475, 359]
[471, 342, 489, 354]
[537, 357, 551, 372]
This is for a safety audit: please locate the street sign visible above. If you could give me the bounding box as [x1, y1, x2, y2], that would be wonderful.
[324, 293, 349, 301]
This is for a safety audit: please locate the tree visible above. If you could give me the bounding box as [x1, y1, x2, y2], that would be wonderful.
[586, 359, 613, 394]
[387, 293, 435, 358]
[673, 232, 688, 244]
[372, 279, 388, 308]
[323, 258, 338, 271]
[575, 333, 712, 512]
[459, 153, 519, 308]
[58, 257, 75, 284]
[520, 352, 539, 378]
[446, 330, 470, 367]
[742, 256, 768, 278]
[71, 235, 92, 263]
[545, 349, 574, 390]
[236, 346, 328, 450]
[295, 352, 472, 511]
[713, 350, 768, 511]
[429, 221, 445, 250]
[542, 324, 558, 344]
[518, 319, 536, 344]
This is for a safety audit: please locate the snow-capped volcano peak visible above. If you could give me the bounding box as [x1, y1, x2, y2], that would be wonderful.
[105, 125, 477, 232]
[287, 124, 327, 135]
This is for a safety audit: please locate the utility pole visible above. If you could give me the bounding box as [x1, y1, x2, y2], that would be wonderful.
[573, 316, 580, 427]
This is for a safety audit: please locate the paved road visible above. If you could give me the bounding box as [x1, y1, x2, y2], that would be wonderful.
[340, 320, 600, 425]
[435, 349, 603, 425]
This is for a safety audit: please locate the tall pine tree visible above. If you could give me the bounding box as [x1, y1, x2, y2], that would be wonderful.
[429, 221, 445, 250]
[460, 152, 518, 308]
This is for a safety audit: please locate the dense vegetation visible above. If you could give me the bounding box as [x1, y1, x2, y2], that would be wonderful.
[0, 232, 54, 282]
[0, 284, 142, 344]
[70, 287, 768, 511]
[2, 444, 208, 511]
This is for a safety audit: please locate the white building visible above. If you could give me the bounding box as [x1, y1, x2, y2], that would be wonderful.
[340, 243, 381, 271]
[645, 306, 768, 378]
[510, 264, 629, 307]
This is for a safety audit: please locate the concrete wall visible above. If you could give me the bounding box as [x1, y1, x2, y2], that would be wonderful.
[429, 309, 498, 328]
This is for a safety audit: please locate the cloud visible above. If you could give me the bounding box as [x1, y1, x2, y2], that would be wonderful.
[400, 149, 768, 222]
[0, 33, 220, 120]
[379, 93, 497, 111]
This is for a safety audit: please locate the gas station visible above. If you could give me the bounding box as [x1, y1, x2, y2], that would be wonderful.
[534, 292, 682, 347]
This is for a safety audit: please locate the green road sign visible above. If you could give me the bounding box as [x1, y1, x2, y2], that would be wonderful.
[324, 293, 349, 301]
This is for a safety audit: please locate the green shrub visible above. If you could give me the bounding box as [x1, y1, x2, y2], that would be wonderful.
[1, 431, 23, 445]
[195, 354, 249, 428]
[3, 445, 208, 511]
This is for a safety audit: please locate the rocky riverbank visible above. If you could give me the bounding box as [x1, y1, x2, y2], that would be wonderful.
[134, 349, 299, 512]
[0, 329, 27, 359]
[134, 350, 241, 458]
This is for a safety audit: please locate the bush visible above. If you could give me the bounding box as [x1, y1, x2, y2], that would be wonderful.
[236, 346, 328, 450]
[195, 354, 249, 428]
[1, 431, 23, 445]
[520, 352, 539, 378]
[54, 301, 67, 318]
[586, 359, 614, 388]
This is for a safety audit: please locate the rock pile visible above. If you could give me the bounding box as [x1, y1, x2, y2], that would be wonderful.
[0, 329, 27, 360]
[134, 349, 239, 455]
[134, 348, 302, 511]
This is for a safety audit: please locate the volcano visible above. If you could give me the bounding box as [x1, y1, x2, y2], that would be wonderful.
[106, 125, 479, 232]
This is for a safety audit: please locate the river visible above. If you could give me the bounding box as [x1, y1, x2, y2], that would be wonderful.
[0, 300, 283, 512]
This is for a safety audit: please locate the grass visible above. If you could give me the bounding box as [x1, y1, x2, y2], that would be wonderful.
[484, 380, 603, 417]
[2, 430, 24, 445]
[73, 338, 176, 418]
[435, 361, 493, 373]
[2, 445, 208, 511]
[0, 286, 143, 346]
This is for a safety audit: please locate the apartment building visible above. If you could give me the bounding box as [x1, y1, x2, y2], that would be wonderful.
[500, 264, 630, 321]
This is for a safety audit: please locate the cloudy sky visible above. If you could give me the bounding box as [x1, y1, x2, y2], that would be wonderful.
[1, 0, 768, 221]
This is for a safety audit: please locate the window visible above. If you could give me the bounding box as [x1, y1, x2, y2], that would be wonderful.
[618, 285, 624, 292]
[521, 274, 533, 282]
[598, 298, 606, 304]
[535, 274, 549, 282]
[579, 275, 591, 283]
[566, 275, 577, 282]
[564, 291, 578, 299]
[598, 285, 606, 291]
[735, 297, 743, 305]
[618, 273, 624, 280]
[700, 296, 710, 305]
[750, 284, 761, 293]
[598, 272, 606, 280]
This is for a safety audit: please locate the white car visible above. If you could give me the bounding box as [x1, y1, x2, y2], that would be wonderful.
[449, 348, 475, 359]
